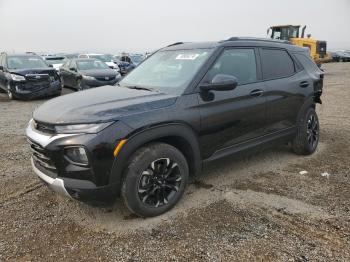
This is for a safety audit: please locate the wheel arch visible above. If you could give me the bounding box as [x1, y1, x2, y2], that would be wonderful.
[296, 95, 316, 126]
[109, 123, 202, 193]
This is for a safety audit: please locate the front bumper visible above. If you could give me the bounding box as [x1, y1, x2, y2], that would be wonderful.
[31, 157, 71, 198]
[11, 80, 61, 99]
[82, 78, 120, 89]
[25, 119, 131, 204]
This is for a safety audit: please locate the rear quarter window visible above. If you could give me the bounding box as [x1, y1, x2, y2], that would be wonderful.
[260, 49, 295, 80]
[294, 53, 322, 74]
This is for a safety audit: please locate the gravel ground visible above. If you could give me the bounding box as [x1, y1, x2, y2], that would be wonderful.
[0, 63, 349, 261]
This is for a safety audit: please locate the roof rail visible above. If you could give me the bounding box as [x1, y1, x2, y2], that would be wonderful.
[167, 42, 184, 47]
[223, 37, 291, 44]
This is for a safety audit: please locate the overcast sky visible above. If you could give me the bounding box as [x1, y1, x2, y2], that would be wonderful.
[0, 0, 349, 54]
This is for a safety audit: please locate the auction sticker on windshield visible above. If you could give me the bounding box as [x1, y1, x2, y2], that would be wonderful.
[175, 54, 200, 60]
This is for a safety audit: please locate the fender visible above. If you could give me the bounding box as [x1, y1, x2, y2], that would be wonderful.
[108, 122, 202, 192]
[296, 95, 315, 126]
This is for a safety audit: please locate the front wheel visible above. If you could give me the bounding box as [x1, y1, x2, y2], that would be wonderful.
[292, 108, 319, 155]
[7, 84, 15, 100]
[60, 76, 65, 88]
[121, 143, 189, 217]
[76, 79, 83, 91]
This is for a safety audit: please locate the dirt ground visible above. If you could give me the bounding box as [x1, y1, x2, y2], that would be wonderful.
[0, 63, 349, 261]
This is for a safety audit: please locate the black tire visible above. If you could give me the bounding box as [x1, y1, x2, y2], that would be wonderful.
[60, 76, 65, 88]
[7, 83, 15, 100]
[76, 79, 83, 91]
[121, 143, 189, 217]
[292, 107, 319, 155]
[53, 90, 62, 97]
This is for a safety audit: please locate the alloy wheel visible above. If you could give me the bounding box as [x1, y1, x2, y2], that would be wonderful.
[306, 114, 319, 149]
[137, 158, 182, 208]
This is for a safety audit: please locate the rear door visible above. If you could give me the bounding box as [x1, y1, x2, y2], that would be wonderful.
[198, 47, 267, 159]
[260, 48, 307, 133]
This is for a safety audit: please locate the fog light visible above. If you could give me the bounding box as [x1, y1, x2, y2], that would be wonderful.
[64, 147, 89, 165]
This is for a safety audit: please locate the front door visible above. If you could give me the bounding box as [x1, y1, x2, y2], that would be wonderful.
[198, 48, 267, 159]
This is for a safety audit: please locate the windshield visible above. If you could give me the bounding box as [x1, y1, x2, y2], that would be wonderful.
[77, 60, 110, 70]
[89, 54, 114, 62]
[119, 49, 212, 95]
[7, 56, 49, 70]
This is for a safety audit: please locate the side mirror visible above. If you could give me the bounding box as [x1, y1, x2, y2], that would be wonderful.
[200, 74, 238, 92]
[69, 67, 76, 72]
[48, 64, 53, 68]
[0, 66, 3, 71]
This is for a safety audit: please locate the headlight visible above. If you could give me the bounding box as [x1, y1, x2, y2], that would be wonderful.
[55, 122, 113, 134]
[82, 75, 95, 81]
[10, 74, 25, 81]
[64, 146, 89, 165]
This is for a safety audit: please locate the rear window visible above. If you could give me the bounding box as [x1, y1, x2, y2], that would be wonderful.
[260, 49, 295, 80]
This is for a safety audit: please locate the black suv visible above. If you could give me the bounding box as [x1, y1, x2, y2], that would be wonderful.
[26, 38, 323, 217]
[0, 53, 61, 100]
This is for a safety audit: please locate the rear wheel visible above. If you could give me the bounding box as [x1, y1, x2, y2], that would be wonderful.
[121, 143, 189, 217]
[292, 108, 319, 155]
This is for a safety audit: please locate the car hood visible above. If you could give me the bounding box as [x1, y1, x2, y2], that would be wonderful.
[10, 68, 56, 76]
[79, 69, 117, 77]
[33, 86, 177, 124]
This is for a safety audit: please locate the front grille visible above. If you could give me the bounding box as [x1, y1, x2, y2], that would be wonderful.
[34, 121, 56, 134]
[95, 76, 116, 81]
[19, 74, 51, 91]
[25, 73, 50, 81]
[28, 139, 57, 173]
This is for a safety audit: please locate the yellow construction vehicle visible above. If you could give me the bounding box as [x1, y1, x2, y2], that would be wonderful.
[267, 25, 330, 64]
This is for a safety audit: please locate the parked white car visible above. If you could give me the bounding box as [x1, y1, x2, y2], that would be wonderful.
[42, 55, 67, 71]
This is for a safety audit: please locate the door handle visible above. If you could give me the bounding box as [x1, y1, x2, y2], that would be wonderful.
[250, 89, 264, 97]
[299, 81, 309, 88]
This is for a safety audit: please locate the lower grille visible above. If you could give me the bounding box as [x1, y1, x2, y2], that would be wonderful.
[28, 139, 56, 171]
[95, 76, 116, 81]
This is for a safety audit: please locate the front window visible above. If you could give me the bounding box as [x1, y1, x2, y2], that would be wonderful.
[77, 60, 110, 70]
[7, 56, 48, 70]
[204, 48, 257, 85]
[119, 49, 212, 95]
